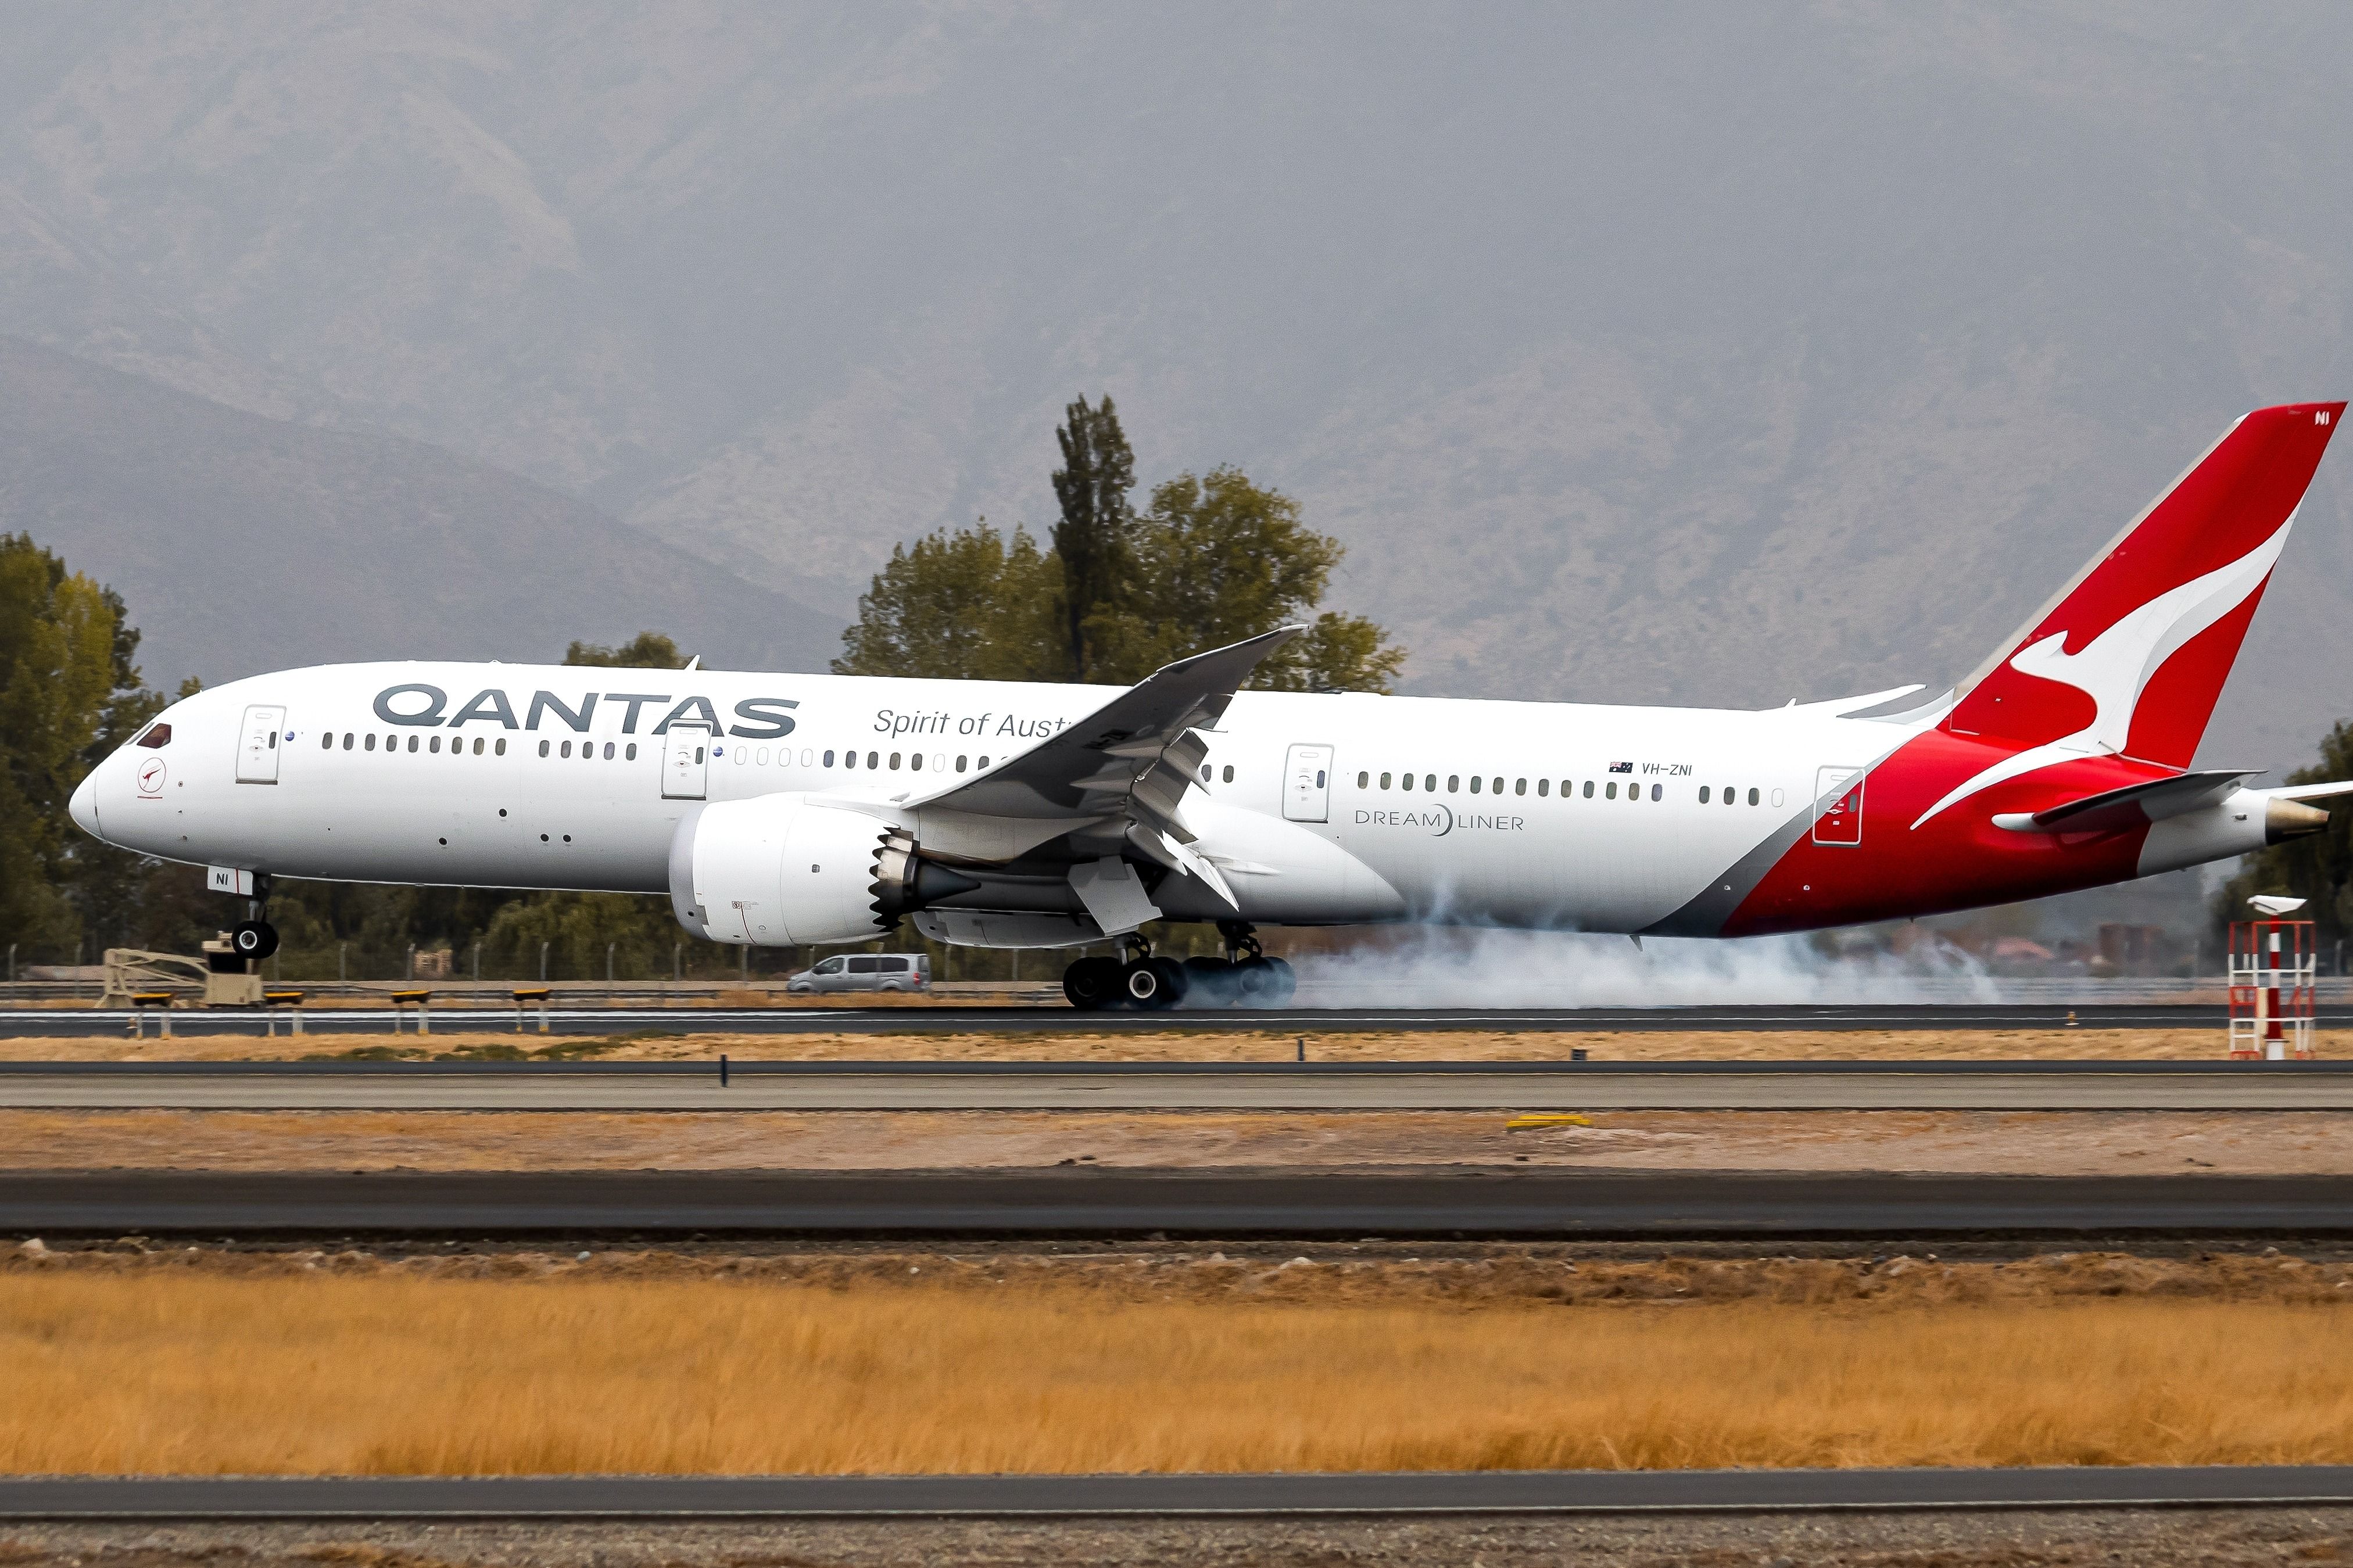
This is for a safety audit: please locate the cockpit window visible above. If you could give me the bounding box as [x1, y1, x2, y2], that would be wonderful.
[135, 723, 171, 749]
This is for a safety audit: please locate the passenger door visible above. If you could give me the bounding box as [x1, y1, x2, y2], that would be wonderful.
[662, 723, 712, 800]
[1283, 743, 1334, 823]
[236, 705, 287, 784]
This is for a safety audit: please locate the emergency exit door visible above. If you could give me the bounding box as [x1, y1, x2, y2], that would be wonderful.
[1283, 743, 1334, 823]
[662, 724, 712, 800]
[236, 705, 286, 784]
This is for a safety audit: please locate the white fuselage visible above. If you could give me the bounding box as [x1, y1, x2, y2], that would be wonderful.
[73, 659, 1940, 939]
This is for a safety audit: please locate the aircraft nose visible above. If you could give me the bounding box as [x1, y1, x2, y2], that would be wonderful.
[69, 770, 101, 839]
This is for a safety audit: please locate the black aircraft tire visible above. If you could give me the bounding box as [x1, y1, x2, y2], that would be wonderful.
[1062, 956, 1124, 1010]
[230, 920, 280, 961]
[1181, 956, 1240, 1007]
[1123, 957, 1190, 1011]
[1262, 955, 1298, 1007]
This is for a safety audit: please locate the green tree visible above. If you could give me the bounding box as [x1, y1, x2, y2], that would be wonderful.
[0, 534, 150, 955]
[2219, 719, 2353, 945]
[1090, 467, 1406, 691]
[1050, 395, 1137, 681]
[565, 631, 687, 668]
[836, 406, 1406, 692]
[831, 521, 1063, 680]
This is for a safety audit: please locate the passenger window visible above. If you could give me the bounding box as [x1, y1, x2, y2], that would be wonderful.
[539, 740, 550, 758]
[1537, 779, 1548, 796]
[625, 744, 637, 760]
[826, 750, 837, 767]
[495, 738, 506, 756]
[1316, 769, 1326, 788]
[366, 734, 377, 752]
[978, 755, 990, 769]
[429, 735, 441, 755]
[695, 747, 705, 764]
[890, 752, 902, 770]
[867, 751, 879, 768]
[1514, 778, 1525, 795]
[320, 733, 332, 750]
[815, 957, 844, 975]
[848, 956, 880, 974]
[1470, 776, 1482, 794]
[1748, 787, 1760, 805]
[1650, 784, 1661, 801]
[342, 733, 354, 751]
[1356, 771, 1368, 788]
[268, 732, 278, 751]
[1605, 781, 1617, 799]
[1401, 773, 1414, 791]
[605, 742, 615, 760]
[1223, 765, 1234, 783]
[1582, 780, 1593, 798]
[1423, 774, 1435, 791]
[474, 738, 486, 755]
[844, 751, 857, 769]
[561, 741, 572, 759]
[1447, 775, 1460, 793]
[734, 746, 744, 766]
[912, 753, 925, 771]
[1380, 772, 1392, 790]
[1698, 785, 1709, 803]
[960, 756, 970, 773]
[405, 735, 417, 752]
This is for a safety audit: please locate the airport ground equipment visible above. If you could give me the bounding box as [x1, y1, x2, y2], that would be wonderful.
[260, 991, 306, 1036]
[126, 991, 174, 1038]
[100, 939, 263, 1009]
[2230, 918, 2316, 1060]
[389, 989, 432, 1034]
[511, 986, 551, 1033]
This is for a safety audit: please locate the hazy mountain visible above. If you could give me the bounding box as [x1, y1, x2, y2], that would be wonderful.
[4, 3, 2351, 766]
[0, 336, 833, 688]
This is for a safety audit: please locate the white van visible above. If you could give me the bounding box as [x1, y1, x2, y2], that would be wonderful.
[785, 953, 932, 994]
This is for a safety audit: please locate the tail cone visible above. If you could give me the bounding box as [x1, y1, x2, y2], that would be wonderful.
[2266, 798, 2330, 844]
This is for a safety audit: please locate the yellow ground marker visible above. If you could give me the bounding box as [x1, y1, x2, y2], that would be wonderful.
[1504, 1113, 1592, 1132]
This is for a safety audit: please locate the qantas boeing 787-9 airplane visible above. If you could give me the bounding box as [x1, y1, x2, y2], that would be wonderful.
[68, 402, 2353, 1008]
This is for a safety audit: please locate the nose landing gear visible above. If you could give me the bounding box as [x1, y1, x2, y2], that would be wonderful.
[227, 873, 279, 963]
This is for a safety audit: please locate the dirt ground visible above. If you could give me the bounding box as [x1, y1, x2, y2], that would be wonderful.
[5, 1507, 2350, 1568]
[0, 1106, 2342, 1175]
[0, 1024, 2286, 1063]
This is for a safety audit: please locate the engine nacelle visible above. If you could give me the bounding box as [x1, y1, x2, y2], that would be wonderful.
[669, 795, 896, 946]
[668, 794, 983, 947]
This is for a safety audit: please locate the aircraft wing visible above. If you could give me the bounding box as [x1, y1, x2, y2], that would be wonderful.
[899, 627, 1304, 901]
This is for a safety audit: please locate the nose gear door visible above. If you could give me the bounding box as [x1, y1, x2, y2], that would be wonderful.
[661, 723, 712, 800]
[1283, 743, 1334, 823]
[236, 705, 286, 784]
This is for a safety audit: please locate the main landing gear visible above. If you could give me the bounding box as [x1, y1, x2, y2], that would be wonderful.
[1061, 923, 1295, 1012]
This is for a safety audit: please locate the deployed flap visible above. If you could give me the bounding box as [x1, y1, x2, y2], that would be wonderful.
[1069, 855, 1162, 935]
[908, 625, 1303, 824]
[1992, 769, 2258, 834]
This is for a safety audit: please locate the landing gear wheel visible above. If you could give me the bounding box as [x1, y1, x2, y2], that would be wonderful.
[1122, 956, 1191, 1011]
[1062, 955, 1125, 1011]
[230, 920, 280, 961]
[1234, 955, 1295, 1007]
[1182, 956, 1240, 1007]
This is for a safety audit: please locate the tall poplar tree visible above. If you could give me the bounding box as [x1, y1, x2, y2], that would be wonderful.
[1049, 394, 1136, 681]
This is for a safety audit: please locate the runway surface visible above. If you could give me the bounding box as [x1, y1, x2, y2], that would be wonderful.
[5, 1060, 2350, 1110]
[5, 1466, 2351, 1517]
[8, 1169, 2350, 1239]
[0, 1002, 2295, 1038]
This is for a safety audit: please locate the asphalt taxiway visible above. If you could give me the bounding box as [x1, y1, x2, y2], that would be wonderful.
[6, 1169, 2349, 1240]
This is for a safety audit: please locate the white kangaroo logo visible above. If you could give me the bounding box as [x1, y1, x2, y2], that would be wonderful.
[1911, 514, 2294, 829]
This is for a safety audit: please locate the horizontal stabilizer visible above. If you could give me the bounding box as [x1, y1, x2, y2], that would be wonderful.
[1992, 769, 2258, 834]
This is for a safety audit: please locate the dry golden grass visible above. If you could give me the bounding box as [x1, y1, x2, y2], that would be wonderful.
[6, 1271, 2353, 1476]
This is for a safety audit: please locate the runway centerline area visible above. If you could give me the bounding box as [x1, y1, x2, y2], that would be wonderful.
[0, 1002, 2305, 1038]
[2, 1061, 2349, 1110]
